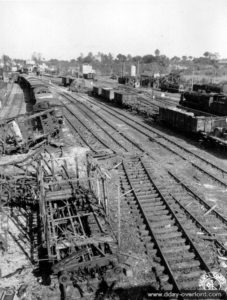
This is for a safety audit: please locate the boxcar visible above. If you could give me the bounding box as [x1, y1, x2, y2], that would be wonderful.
[101, 87, 114, 101]
[92, 86, 102, 97]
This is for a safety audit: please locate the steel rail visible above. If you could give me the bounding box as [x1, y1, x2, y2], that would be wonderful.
[60, 93, 149, 156]
[122, 158, 212, 291]
[50, 82, 227, 182]
[65, 92, 227, 187]
[76, 93, 227, 183]
[64, 114, 97, 152]
[168, 170, 227, 227]
[87, 92, 227, 171]
[64, 97, 131, 152]
[63, 103, 116, 153]
[122, 160, 180, 292]
[141, 159, 227, 254]
[61, 93, 148, 154]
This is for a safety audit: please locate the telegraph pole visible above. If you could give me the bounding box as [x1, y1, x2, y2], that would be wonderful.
[191, 68, 194, 90]
[137, 60, 140, 77]
[121, 60, 125, 77]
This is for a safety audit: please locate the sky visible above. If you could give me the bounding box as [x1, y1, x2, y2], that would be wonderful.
[0, 0, 227, 60]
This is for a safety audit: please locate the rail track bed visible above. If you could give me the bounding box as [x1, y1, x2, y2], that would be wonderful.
[90, 79, 178, 113]
[118, 156, 224, 290]
[143, 162, 227, 249]
[45, 85, 227, 293]
[58, 92, 227, 207]
[2, 79, 227, 298]
[121, 85, 178, 108]
[60, 91, 227, 189]
[0, 84, 24, 119]
[60, 93, 148, 155]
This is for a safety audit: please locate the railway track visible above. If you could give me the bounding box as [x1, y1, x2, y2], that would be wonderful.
[119, 86, 167, 112]
[58, 91, 227, 244]
[11, 77, 226, 295]
[143, 161, 227, 250]
[7, 91, 25, 118]
[142, 89, 179, 106]
[2, 85, 25, 119]
[48, 88, 227, 220]
[118, 156, 220, 291]
[120, 85, 178, 108]
[60, 93, 150, 156]
[61, 91, 227, 188]
[0, 83, 17, 119]
[92, 81, 177, 111]
[64, 107, 112, 153]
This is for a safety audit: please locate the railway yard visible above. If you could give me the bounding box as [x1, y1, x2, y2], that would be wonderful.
[0, 75, 227, 300]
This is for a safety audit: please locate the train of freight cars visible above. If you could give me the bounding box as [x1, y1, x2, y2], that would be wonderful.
[15, 74, 63, 117]
[92, 84, 227, 142]
[161, 83, 227, 141]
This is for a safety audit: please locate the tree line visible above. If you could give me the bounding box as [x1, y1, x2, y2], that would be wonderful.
[1, 50, 221, 76]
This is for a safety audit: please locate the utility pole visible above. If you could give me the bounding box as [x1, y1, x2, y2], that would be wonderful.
[137, 60, 140, 77]
[117, 184, 121, 248]
[191, 68, 194, 90]
[121, 60, 125, 77]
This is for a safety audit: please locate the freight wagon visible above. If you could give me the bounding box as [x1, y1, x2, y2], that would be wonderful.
[83, 72, 95, 80]
[92, 85, 102, 97]
[92, 86, 136, 107]
[114, 91, 136, 107]
[159, 106, 227, 139]
[17, 75, 63, 125]
[101, 87, 115, 101]
[60, 76, 75, 87]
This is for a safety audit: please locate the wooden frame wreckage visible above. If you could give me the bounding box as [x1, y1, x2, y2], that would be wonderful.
[38, 152, 120, 297]
[0, 148, 121, 298]
[0, 108, 63, 155]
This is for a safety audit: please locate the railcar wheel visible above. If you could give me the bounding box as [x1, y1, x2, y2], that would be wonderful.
[113, 266, 123, 275]
[59, 272, 71, 286]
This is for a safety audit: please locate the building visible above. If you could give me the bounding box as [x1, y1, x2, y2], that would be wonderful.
[218, 59, 227, 66]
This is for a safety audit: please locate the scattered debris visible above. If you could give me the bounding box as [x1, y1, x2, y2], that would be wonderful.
[204, 204, 218, 216]
[0, 108, 63, 155]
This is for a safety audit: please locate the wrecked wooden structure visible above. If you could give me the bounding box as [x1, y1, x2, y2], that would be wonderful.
[0, 147, 121, 298]
[37, 152, 120, 297]
[0, 108, 63, 155]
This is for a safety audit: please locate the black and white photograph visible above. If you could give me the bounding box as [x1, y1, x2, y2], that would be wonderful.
[0, 0, 227, 299]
